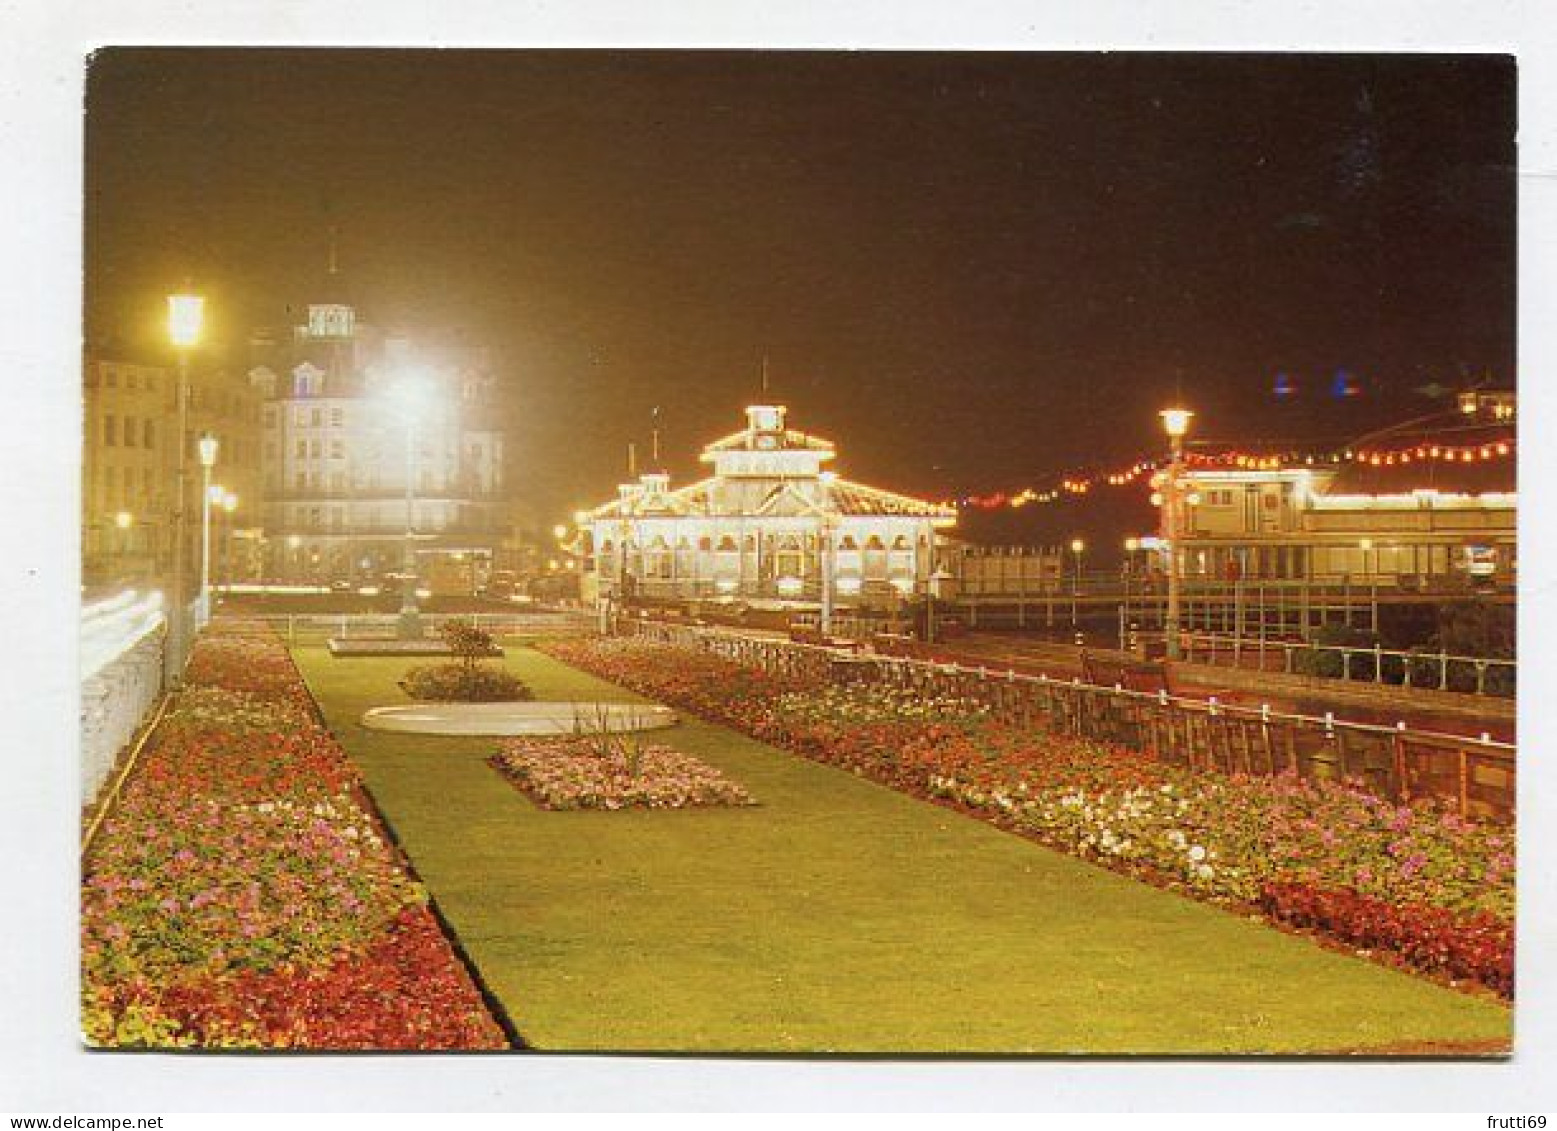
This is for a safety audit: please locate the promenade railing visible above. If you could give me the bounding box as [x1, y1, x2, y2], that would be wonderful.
[1176, 631, 1516, 697]
[619, 618, 1515, 820]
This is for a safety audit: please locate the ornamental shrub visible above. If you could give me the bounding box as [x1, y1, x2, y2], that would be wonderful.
[401, 663, 532, 702]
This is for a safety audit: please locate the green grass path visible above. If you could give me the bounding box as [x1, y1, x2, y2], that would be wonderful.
[292, 642, 1511, 1054]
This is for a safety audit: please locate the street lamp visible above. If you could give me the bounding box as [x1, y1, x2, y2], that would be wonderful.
[1069, 537, 1086, 595]
[114, 510, 134, 573]
[386, 375, 434, 639]
[819, 471, 838, 636]
[197, 433, 218, 626]
[1159, 406, 1194, 660]
[219, 489, 238, 593]
[925, 566, 954, 645]
[165, 291, 204, 687]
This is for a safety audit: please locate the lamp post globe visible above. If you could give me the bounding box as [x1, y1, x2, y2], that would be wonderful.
[164, 291, 205, 688]
[1159, 406, 1193, 660]
[386, 374, 434, 639]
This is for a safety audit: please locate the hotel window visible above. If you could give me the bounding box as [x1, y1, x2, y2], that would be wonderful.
[330, 440, 344, 459]
[310, 439, 322, 458]
[103, 415, 117, 446]
[127, 372, 138, 390]
[310, 408, 322, 427]
[105, 370, 117, 388]
[295, 439, 307, 458]
[309, 507, 322, 529]
[123, 421, 136, 448]
[295, 471, 306, 492]
[330, 407, 344, 427]
[329, 470, 345, 492]
[143, 419, 154, 448]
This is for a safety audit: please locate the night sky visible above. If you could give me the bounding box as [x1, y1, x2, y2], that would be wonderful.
[84, 50, 1515, 551]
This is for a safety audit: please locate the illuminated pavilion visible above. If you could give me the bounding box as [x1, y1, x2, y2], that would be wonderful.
[575, 405, 957, 609]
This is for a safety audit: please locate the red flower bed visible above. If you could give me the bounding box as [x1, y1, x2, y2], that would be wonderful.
[1260, 882, 1515, 997]
[96, 908, 505, 1050]
[82, 620, 508, 1049]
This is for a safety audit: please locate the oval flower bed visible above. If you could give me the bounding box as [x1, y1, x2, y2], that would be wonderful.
[491, 734, 755, 810]
[82, 620, 508, 1049]
[539, 636, 1515, 998]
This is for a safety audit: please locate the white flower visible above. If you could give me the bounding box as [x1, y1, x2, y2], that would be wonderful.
[1188, 845, 1207, 862]
[1196, 864, 1215, 881]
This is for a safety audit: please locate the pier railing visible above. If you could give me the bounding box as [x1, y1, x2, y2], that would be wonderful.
[619, 618, 1514, 820]
[1176, 631, 1516, 697]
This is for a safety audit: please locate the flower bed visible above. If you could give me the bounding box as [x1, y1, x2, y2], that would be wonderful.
[539, 636, 1515, 997]
[82, 620, 508, 1049]
[492, 735, 755, 810]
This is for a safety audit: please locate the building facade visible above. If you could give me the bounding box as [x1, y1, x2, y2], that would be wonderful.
[576, 405, 956, 609]
[250, 289, 510, 589]
[82, 354, 264, 590]
[1172, 397, 1516, 587]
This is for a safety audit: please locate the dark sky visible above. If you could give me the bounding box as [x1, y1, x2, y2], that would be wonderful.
[84, 49, 1515, 547]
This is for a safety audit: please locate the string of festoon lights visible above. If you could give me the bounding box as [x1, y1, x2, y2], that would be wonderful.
[949, 436, 1516, 511]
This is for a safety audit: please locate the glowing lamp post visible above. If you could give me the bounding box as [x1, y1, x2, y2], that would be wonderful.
[819, 472, 838, 636]
[1069, 537, 1086, 595]
[114, 510, 134, 569]
[1159, 407, 1194, 661]
[164, 291, 204, 687]
[387, 376, 433, 639]
[196, 433, 218, 626]
[219, 490, 238, 592]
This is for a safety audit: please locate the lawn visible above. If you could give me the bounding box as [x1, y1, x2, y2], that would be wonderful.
[291, 639, 1512, 1054]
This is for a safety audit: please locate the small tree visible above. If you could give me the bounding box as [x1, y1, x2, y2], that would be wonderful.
[440, 619, 494, 673]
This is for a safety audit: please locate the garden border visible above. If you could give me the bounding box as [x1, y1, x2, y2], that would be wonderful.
[277, 632, 529, 1052]
[544, 635, 1514, 1011]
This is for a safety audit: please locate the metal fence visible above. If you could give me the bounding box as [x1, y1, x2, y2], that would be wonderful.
[259, 609, 599, 642]
[621, 618, 1515, 820]
[80, 591, 170, 805]
[1176, 631, 1516, 697]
